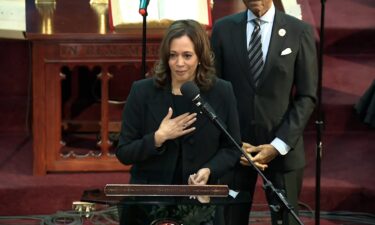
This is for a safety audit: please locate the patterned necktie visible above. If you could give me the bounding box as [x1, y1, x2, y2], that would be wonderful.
[248, 19, 263, 85]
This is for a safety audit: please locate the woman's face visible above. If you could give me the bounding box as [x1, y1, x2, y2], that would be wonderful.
[168, 35, 199, 87]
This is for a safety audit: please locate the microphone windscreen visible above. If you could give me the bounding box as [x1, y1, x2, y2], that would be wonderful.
[180, 81, 200, 100]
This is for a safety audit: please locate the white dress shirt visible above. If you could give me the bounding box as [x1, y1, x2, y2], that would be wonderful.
[246, 3, 291, 155]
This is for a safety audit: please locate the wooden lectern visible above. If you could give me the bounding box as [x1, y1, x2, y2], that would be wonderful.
[81, 184, 251, 225]
[104, 184, 230, 197]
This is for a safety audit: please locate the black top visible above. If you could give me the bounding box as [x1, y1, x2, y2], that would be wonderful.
[171, 94, 191, 184]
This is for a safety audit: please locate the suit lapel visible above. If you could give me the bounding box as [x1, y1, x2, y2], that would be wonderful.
[233, 12, 256, 89]
[257, 10, 287, 88]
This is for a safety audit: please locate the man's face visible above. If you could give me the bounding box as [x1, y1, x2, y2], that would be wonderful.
[242, 0, 273, 17]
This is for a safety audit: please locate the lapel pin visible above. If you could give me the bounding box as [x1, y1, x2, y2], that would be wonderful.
[278, 28, 286, 37]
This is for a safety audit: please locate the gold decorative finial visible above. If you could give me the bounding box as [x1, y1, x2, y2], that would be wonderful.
[35, 1, 56, 34]
[90, 1, 108, 34]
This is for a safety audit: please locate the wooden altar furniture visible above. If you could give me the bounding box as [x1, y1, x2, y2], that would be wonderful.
[27, 0, 165, 175]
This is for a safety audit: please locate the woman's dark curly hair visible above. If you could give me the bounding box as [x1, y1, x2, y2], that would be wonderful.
[153, 19, 216, 91]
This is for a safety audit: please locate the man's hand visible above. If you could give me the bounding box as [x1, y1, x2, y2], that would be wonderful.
[249, 144, 279, 165]
[240, 142, 279, 171]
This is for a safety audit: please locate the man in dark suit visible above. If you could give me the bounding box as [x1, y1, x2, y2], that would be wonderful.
[211, 0, 318, 224]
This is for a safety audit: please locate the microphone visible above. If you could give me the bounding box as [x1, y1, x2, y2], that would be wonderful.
[139, 0, 150, 16]
[180, 81, 217, 121]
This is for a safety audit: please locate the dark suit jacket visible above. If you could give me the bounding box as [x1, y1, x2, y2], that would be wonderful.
[211, 9, 318, 171]
[116, 78, 242, 184]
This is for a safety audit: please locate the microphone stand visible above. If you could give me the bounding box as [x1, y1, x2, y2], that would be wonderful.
[208, 115, 304, 225]
[140, 7, 148, 78]
[315, 0, 326, 224]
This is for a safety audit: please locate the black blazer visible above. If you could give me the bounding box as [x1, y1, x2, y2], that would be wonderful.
[211, 9, 318, 171]
[116, 78, 242, 184]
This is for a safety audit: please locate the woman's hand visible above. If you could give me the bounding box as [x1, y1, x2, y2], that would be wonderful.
[188, 168, 211, 185]
[188, 168, 211, 203]
[154, 107, 197, 147]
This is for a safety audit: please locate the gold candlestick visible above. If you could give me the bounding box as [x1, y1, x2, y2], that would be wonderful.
[90, 1, 108, 34]
[35, 1, 56, 34]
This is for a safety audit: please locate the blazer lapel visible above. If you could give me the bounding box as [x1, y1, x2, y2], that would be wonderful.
[257, 10, 287, 88]
[149, 88, 173, 127]
[148, 88, 184, 147]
